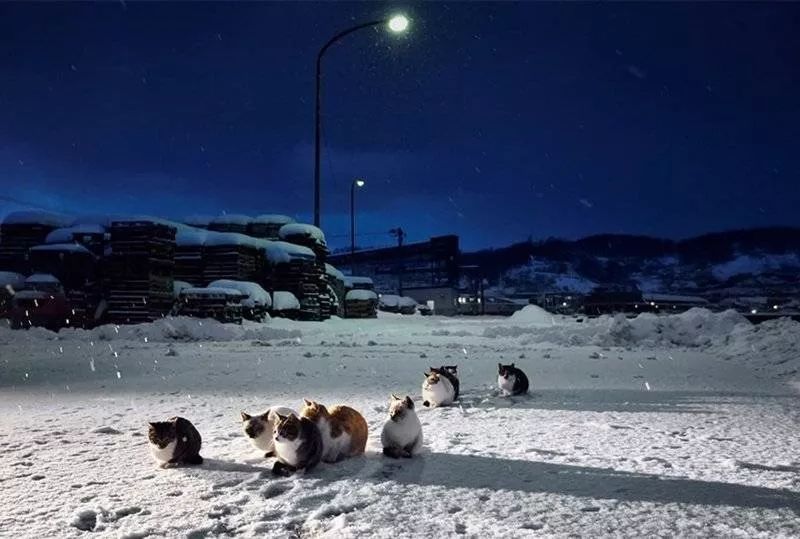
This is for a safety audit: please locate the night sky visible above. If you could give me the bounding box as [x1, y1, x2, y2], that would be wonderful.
[1, 2, 798, 251]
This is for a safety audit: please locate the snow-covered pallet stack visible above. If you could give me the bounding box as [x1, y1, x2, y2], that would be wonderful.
[0, 211, 74, 274]
[207, 214, 252, 235]
[325, 263, 346, 317]
[202, 232, 260, 284]
[247, 214, 295, 240]
[174, 287, 244, 324]
[279, 223, 330, 320]
[344, 276, 378, 318]
[106, 221, 176, 324]
[174, 227, 207, 286]
[263, 241, 321, 321]
[45, 224, 108, 257]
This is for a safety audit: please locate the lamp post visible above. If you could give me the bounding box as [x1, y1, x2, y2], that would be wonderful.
[313, 14, 409, 228]
[350, 178, 366, 271]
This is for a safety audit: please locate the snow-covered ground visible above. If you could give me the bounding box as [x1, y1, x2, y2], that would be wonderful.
[1, 308, 799, 538]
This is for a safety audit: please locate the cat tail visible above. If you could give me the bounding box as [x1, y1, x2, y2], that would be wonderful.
[184, 453, 204, 465]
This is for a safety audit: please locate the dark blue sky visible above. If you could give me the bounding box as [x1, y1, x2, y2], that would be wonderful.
[1, 2, 798, 250]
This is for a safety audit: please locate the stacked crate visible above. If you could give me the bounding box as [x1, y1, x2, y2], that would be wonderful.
[174, 227, 207, 286]
[106, 220, 176, 324]
[0, 211, 73, 273]
[248, 214, 295, 240]
[278, 224, 330, 321]
[203, 232, 260, 283]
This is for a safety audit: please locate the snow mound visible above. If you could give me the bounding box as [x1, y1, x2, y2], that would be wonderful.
[273, 291, 300, 311]
[346, 290, 377, 301]
[263, 241, 316, 264]
[325, 263, 345, 281]
[509, 305, 558, 325]
[209, 280, 271, 308]
[279, 223, 327, 246]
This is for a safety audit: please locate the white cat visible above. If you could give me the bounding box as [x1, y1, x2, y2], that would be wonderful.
[381, 394, 422, 458]
[422, 370, 455, 407]
[241, 406, 297, 457]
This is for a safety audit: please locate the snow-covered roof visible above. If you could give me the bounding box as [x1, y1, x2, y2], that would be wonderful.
[25, 273, 61, 284]
[278, 223, 327, 246]
[30, 243, 94, 256]
[325, 263, 345, 281]
[252, 214, 295, 225]
[272, 291, 300, 311]
[209, 280, 271, 308]
[45, 224, 106, 244]
[346, 289, 378, 301]
[1, 211, 74, 227]
[0, 271, 25, 290]
[210, 214, 252, 226]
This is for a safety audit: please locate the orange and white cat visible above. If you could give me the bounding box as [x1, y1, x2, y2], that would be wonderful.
[299, 399, 368, 463]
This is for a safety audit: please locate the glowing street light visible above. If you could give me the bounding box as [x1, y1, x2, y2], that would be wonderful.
[313, 14, 411, 227]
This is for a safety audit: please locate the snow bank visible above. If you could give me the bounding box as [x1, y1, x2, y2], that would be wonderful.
[0, 316, 301, 343]
[209, 280, 271, 308]
[273, 291, 300, 311]
[509, 305, 558, 325]
[278, 223, 326, 246]
[346, 290, 377, 301]
[1, 210, 74, 227]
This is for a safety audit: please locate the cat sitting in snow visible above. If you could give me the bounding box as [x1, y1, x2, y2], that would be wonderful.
[381, 394, 422, 459]
[148, 417, 203, 468]
[497, 363, 529, 396]
[241, 406, 296, 458]
[422, 369, 455, 407]
[300, 399, 369, 463]
[272, 413, 323, 476]
[429, 365, 459, 400]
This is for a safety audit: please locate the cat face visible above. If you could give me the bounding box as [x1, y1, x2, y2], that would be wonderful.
[498, 363, 516, 378]
[423, 371, 441, 386]
[148, 420, 176, 448]
[241, 411, 270, 439]
[443, 365, 458, 376]
[274, 414, 301, 443]
[388, 394, 414, 421]
[300, 399, 329, 421]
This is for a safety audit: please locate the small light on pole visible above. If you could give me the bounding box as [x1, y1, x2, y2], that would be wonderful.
[388, 15, 409, 33]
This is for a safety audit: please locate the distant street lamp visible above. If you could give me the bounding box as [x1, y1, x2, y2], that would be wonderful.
[313, 14, 410, 228]
[350, 178, 366, 269]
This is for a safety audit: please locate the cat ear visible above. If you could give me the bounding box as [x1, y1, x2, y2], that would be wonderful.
[240, 411, 251, 421]
[275, 413, 287, 422]
[303, 398, 313, 406]
[148, 422, 156, 428]
[405, 396, 414, 409]
[498, 363, 502, 371]
[260, 409, 271, 420]
[511, 363, 515, 368]
[391, 393, 401, 401]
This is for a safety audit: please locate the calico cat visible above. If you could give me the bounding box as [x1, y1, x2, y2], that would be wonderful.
[272, 413, 323, 476]
[381, 394, 423, 459]
[241, 406, 296, 457]
[148, 417, 203, 468]
[430, 365, 459, 400]
[498, 363, 529, 396]
[422, 370, 455, 407]
[300, 399, 368, 463]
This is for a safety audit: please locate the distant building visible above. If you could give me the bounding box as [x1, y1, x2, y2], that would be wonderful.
[328, 235, 460, 315]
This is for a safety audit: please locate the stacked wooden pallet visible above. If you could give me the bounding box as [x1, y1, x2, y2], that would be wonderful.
[106, 220, 176, 324]
[278, 223, 330, 320]
[0, 211, 73, 273]
[343, 276, 378, 318]
[45, 224, 108, 257]
[248, 214, 295, 240]
[271, 258, 324, 320]
[203, 233, 260, 284]
[174, 227, 207, 286]
[174, 287, 244, 324]
[207, 214, 252, 234]
[325, 263, 346, 317]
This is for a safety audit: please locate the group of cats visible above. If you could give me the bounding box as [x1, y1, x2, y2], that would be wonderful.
[147, 362, 529, 476]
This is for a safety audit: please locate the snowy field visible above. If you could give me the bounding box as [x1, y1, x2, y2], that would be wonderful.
[1, 308, 799, 538]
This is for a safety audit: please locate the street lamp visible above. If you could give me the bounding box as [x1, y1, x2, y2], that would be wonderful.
[313, 14, 410, 228]
[351, 178, 366, 269]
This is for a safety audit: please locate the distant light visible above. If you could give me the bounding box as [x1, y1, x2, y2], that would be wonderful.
[355, 179, 365, 187]
[773, 304, 779, 310]
[751, 308, 758, 314]
[388, 14, 409, 33]
[649, 301, 655, 306]
[562, 302, 568, 307]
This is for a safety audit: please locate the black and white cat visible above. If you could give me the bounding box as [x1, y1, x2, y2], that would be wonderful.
[422, 370, 456, 407]
[272, 413, 323, 476]
[148, 417, 203, 468]
[381, 394, 423, 458]
[497, 363, 529, 396]
[241, 406, 296, 458]
[430, 365, 459, 400]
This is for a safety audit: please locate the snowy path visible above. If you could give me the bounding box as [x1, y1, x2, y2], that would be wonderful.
[1, 312, 799, 537]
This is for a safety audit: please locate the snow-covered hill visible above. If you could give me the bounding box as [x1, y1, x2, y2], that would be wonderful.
[1, 310, 798, 537]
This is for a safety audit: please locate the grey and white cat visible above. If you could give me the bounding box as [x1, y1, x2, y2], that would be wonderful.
[272, 413, 323, 476]
[381, 394, 422, 458]
[148, 417, 203, 468]
[241, 406, 296, 457]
